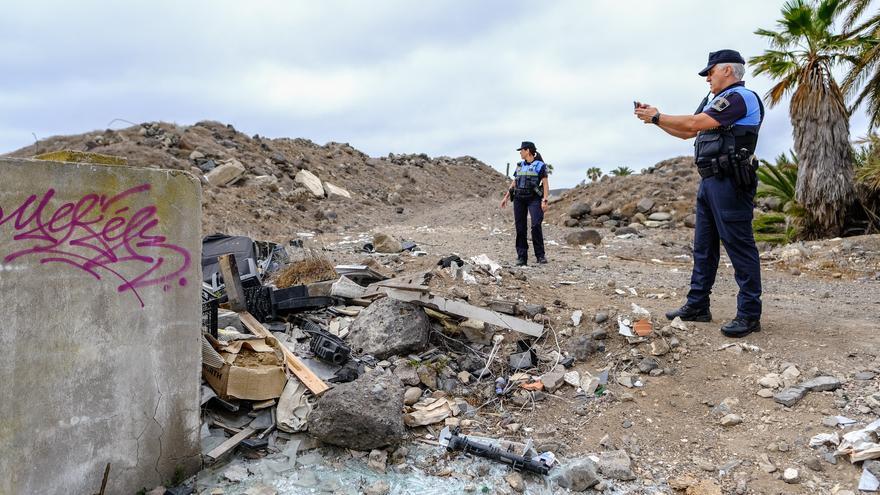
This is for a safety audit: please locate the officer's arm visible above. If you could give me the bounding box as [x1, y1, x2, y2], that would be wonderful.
[655, 112, 721, 138]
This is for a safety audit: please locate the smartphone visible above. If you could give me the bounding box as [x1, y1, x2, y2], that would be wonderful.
[633, 101, 639, 109]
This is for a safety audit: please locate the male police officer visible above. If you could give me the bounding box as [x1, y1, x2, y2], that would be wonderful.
[634, 49, 764, 338]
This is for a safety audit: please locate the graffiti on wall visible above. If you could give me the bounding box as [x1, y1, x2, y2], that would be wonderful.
[0, 183, 191, 307]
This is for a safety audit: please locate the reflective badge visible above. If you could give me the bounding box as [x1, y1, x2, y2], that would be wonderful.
[711, 97, 730, 112]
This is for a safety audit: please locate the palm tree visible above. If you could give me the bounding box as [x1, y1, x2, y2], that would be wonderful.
[546, 163, 554, 175]
[610, 166, 633, 176]
[839, 0, 880, 129]
[586, 167, 603, 182]
[750, 0, 857, 239]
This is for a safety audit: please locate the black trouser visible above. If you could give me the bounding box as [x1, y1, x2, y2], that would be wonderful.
[513, 195, 545, 260]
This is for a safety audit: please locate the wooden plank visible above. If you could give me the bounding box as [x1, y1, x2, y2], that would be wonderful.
[205, 426, 257, 462]
[218, 254, 246, 312]
[239, 311, 330, 396]
[381, 288, 544, 337]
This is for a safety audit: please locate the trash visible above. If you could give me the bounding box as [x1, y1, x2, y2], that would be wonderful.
[495, 377, 508, 395]
[439, 427, 555, 475]
[437, 255, 463, 268]
[470, 254, 502, 276]
[488, 299, 519, 315]
[669, 316, 689, 332]
[860, 464, 880, 492]
[276, 380, 313, 433]
[564, 371, 581, 387]
[330, 276, 368, 299]
[297, 319, 351, 365]
[509, 341, 537, 370]
[630, 303, 651, 319]
[617, 316, 635, 337]
[633, 319, 653, 337]
[404, 397, 456, 427]
[571, 310, 583, 326]
[202, 336, 288, 401]
[809, 432, 841, 448]
[401, 241, 418, 251]
[837, 419, 880, 462]
[521, 381, 544, 391]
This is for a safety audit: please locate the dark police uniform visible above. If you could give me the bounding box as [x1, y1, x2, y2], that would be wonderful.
[685, 76, 765, 334]
[512, 159, 547, 262]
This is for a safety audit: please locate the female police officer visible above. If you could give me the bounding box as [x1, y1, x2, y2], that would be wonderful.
[500, 141, 550, 266]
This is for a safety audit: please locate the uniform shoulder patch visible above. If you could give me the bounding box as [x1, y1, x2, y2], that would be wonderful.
[711, 97, 730, 112]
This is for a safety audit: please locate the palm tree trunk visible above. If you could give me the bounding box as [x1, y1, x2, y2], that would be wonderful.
[790, 64, 854, 239]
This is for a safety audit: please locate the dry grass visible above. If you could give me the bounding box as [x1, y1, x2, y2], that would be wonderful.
[273, 255, 337, 288]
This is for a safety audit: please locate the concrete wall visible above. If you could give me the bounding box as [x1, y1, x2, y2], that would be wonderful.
[0, 158, 202, 494]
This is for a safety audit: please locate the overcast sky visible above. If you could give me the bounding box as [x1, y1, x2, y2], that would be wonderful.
[0, 1, 872, 188]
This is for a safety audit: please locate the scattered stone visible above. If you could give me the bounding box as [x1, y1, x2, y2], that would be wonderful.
[363, 480, 390, 495]
[505, 471, 525, 493]
[648, 211, 672, 221]
[804, 457, 823, 472]
[650, 339, 670, 356]
[348, 298, 430, 359]
[294, 169, 325, 197]
[244, 485, 277, 495]
[564, 371, 581, 387]
[774, 386, 808, 407]
[615, 226, 639, 236]
[780, 365, 801, 386]
[782, 468, 800, 484]
[393, 363, 421, 387]
[638, 357, 659, 374]
[636, 198, 655, 213]
[758, 373, 783, 389]
[855, 371, 877, 381]
[570, 335, 598, 360]
[416, 365, 438, 390]
[800, 376, 842, 392]
[309, 371, 406, 450]
[569, 202, 592, 219]
[323, 182, 351, 199]
[591, 203, 614, 216]
[720, 414, 743, 427]
[205, 159, 246, 187]
[684, 214, 697, 228]
[598, 450, 636, 480]
[404, 386, 422, 405]
[223, 464, 248, 482]
[757, 389, 774, 398]
[554, 458, 600, 491]
[758, 454, 777, 473]
[372, 232, 403, 253]
[565, 229, 602, 246]
[541, 372, 566, 392]
[368, 449, 388, 473]
[571, 310, 583, 326]
[594, 312, 609, 324]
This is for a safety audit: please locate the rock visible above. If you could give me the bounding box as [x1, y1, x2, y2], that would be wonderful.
[244, 485, 277, 495]
[323, 182, 351, 199]
[644, 220, 665, 228]
[597, 450, 636, 481]
[223, 464, 249, 482]
[799, 376, 841, 392]
[804, 457, 823, 472]
[387, 192, 401, 204]
[591, 203, 614, 216]
[457, 371, 472, 384]
[650, 339, 670, 356]
[757, 388, 774, 398]
[615, 226, 639, 236]
[637, 198, 655, 213]
[594, 311, 609, 324]
[591, 328, 608, 340]
[684, 214, 697, 228]
[564, 371, 581, 387]
[403, 386, 422, 405]
[294, 169, 325, 197]
[774, 386, 807, 407]
[563, 218, 579, 227]
[363, 480, 390, 495]
[648, 211, 672, 221]
[565, 229, 602, 246]
[633, 212, 648, 224]
[758, 373, 783, 389]
[570, 336, 597, 360]
[568, 202, 592, 218]
[541, 372, 566, 392]
[368, 449, 388, 473]
[505, 471, 525, 493]
[780, 365, 801, 386]
[638, 357, 659, 374]
[855, 371, 877, 381]
[720, 414, 743, 427]
[554, 458, 600, 491]
[348, 298, 430, 359]
[309, 371, 406, 450]
[372, 232, 403, 253]
[393, 364, 421, 387]
[571, 310, 583, 326]
[205, 159, 246, 187]
[782, 468, 800, 484]
[459, 319, 491, 345]
[416, 365, 438, 390]
[758, 454, 777, 473]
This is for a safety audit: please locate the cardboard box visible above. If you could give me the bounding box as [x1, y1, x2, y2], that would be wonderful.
[203, 336, 287, 401]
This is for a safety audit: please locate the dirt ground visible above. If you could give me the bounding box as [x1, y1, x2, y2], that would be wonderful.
[307, 195, 880, 494]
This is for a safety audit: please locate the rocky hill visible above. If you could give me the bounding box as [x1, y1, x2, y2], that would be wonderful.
[5, 121, 508, 241]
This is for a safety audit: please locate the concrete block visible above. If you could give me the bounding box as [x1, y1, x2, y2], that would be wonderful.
[204, 158, 245, 187]
[0, 158, 202, 494]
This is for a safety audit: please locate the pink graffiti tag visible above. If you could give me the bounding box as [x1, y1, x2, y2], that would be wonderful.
[0, 184, 192, 307]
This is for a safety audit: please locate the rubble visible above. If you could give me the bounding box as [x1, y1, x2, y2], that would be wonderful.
[347, 297, 430, 359]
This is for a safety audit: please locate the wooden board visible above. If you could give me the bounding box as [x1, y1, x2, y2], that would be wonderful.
[218, 254, 246, 312]
[239, 311, 329, 396]
[381, 288, 544, 337]
[205, 426, 257, 462]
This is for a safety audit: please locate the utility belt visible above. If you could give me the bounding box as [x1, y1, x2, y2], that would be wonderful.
[696, 149, 758, 189]
[513, 186, 542, 199]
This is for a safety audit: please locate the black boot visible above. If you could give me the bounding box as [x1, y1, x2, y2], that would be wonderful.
[516, 257, 527, 266]
[665, 304, 712, 322]
[721, 317, 761, 338]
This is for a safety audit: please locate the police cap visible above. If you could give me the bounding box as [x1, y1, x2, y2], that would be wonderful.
[516, 141, 536, 152]
[698, 49, 746, 76]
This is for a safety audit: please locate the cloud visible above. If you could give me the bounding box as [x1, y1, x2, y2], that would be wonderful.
[0, 0, 872, 187]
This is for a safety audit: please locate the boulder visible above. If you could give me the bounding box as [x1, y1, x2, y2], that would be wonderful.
[309, 371, 406, 450]
[323, 182, 351, 199]
[648, 211, 672, 221]
[295, 169, 325, 197]
[568, 202, 592, 219]
[597, 450, 636, 480]
[348, 298, 430, 359]
[591, 203, 613, 216]
[553, 458, 600, 491]
[565, 229, 602, 246]
[637, 198, 655, 213]
[205, 159, 245, 187]
[373, 232, 403, 253]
